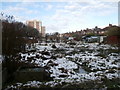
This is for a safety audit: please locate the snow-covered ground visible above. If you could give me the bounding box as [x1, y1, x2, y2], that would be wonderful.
[5, 42, 120, 89]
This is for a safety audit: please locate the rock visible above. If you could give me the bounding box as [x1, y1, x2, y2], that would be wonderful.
[27, 57, 33, 62]
[59, 74, 68, 78]
[58, 68, 68, 73]
[35, 54, 40, 59]
[48, 60, 53, 64]
[50, 55, 57, 59]
[58, 68, 64, 71]
[41, 56, 48, 60]
[52, 45, 57, 48]
[41, 51, 50, 55]
[47, 60, 58, 67]
[54, 63, 58, 66]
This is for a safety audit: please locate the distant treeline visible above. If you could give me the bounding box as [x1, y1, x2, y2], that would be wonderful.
[1, 13, 41, 56]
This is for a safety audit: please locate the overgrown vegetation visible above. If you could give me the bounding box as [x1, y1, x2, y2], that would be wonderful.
[1, 13, 41, 79]
[1, 13, 40, 56]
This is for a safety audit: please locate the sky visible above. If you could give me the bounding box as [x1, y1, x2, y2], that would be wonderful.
[1, 0, 119, 33]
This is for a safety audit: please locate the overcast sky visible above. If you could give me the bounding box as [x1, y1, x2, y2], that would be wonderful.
[1, 0, 119, 33]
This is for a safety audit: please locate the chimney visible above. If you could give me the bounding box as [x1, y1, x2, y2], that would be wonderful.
[109, 24, 112, 27]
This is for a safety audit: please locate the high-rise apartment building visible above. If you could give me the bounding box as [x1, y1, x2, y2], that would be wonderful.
[26, 20, 46, 37]
[41, 26, 46, 37]
[26, 20, 42, 33]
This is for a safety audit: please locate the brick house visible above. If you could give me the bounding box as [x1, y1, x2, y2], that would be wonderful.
[107, 35, 120, 44]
